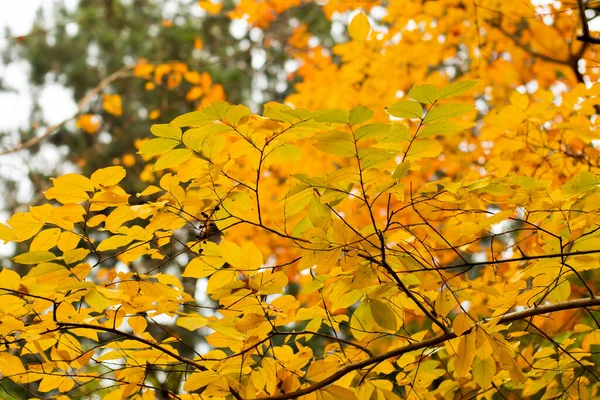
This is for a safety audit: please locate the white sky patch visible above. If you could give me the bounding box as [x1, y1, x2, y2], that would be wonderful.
[151, 313, 177, 326]
[195, 278, 210, 303]
[38, 84, 78, 124]
[460, 300, 471, 312]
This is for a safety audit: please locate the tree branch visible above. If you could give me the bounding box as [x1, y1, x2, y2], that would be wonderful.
[250, 297, 600, 400]
[0, 64, 133, 156]
[577, 0, 600, 43]
[56, 322, 207, 371]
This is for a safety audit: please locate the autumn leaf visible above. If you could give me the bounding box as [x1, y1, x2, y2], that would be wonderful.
[76, 114, 101, 134]
[103, 94, 123, 116]
[348, 12, 370, 41]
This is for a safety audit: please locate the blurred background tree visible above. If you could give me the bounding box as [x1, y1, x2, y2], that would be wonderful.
[0, 0, 332, 213]
[0, 3, 335, 394]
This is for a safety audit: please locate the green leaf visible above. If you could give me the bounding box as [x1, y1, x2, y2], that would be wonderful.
[150, 124, 182, 139]
[423, 104, 472, 124]
[202, 101, 230, 120]
[563, 171, 599, 195]
[349, 106, 374, 125]
[314, 131, 355, 157]
[376, 124, 410, 143]
[138, 138, 179, 157]
[314, 109, 349, 124]
[266, 143, 302, 165]
[408, 84, 438, 104]
[263, 102, 303, 123]
[387, 101, 423, 119]
[300, 275, 327, 295]
[154, 149, 193, 171]
[308, 198, 331, 229]
[438, 80, 477, 99]
[224, 105, 251, 125]
[392, 161, 410, 179]
[509, 176, 548, 190]
[355, 124, 390, 140]
[281, 188, 313, 219]
[359, 148, 396, 169]
[472, 357, 496, 389]
[370, 299, 397, 331]
[419, 121, 464, 138]
[12, 251, 57, 264]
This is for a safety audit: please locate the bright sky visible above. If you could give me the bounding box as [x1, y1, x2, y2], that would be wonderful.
[0, 1, 79, 132]
[0, 2, 78, 258]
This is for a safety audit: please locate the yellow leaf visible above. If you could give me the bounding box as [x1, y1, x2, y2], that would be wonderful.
[198, 1, 222, 15]
[139, 138, 179, 157]
[435, 288, 454, 318]
[182, 256, 223, 278]
[96, 235, 135, 252]
[206, 331, 244, 348]
[176, 315, 209, 331]
[76, 114, 100, 134]
[12, 251, 57, 264]
[150, 124, 182, 140]
[241, 241, 263, 271]
[27, 262, 70, 285]
[574, 324, 593, 332]
[308, 197, 331, 229]
[0, 353, 26, 383]
[128, 315, 148, 335]
[562, 171, 599, 196]
[219, 240, 243, 269]
[250, 270, 288, 294]
[91, 166, 126, 188]
[0, 223, 16, 243]
[370, 299, 398, 331]
[454, 330, 476, 377]
[235, 313, 266, 332]
[306, 360, 338, 382]
[44, 173, 94, 204]
[0, 268, 21, 291]
[350, 302, 376, 341]
[154, 148, 193, 171]
[349, 12, 370, 41]
[149, 109, 161, 120]
[405, 139, 443, 161]
[57, 231, 80, 252]
[332, 289, 362, 311]
[547, 279, 571, 303]
[6, 212, 44, 241]
[453, 313, 473, 336]
[184, 371, 220, 392]
[103, 93, 123, 116]
[38, 374, 63, 392]
[104, 206, 137, 232]
[472, 357, 496, 389]
[324, 385, 359, 400]
[30, 228, 61, 251]
[85, 289, 114, 312]
[146, 211, 186, 232]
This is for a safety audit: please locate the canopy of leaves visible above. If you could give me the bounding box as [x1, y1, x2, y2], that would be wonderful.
[0, 1, 600, 400]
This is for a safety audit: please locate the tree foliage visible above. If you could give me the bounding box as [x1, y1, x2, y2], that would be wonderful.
[1, 1, 600, 399]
